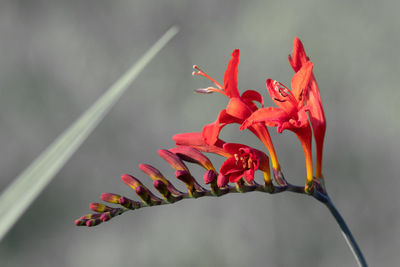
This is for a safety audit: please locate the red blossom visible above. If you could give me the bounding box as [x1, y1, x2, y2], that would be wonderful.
[289, 37, 326, 178]
[193, 50, 279, 169]
[240, 62, 314, 185]
[217, 143, 269, 187]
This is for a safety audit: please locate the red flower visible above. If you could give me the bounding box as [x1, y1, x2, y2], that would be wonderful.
[217, 143, 269, 187]
[193, 50, 279, 170]
[289, 37, 326, 178]
[240, 62, 314, 186]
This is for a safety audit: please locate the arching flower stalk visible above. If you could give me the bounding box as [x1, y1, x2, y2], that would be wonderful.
[75, 38, 367, 267]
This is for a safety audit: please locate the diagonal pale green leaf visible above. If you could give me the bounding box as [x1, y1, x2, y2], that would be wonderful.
[0, 26, 179, 242]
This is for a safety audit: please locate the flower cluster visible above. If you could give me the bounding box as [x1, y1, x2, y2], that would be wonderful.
[75, 37, 326, 227]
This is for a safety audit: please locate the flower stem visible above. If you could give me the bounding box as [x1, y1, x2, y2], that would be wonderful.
[313, 191, 368, 267]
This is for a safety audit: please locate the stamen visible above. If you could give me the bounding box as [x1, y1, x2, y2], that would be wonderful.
[234, 154, 240, 164]
[272, 80, 298, 105]
[273, 97, 286, 103]
[192, 65, 224, 90]
[194, 87, 220, 94]
[298, 88, 304, 101]
[248, 158, 253, 169]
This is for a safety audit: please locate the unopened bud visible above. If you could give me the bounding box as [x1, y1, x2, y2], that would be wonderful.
[153, 180, 170, 197]
[217, 173, 229, 188]
[170, 146, 215, 171]
[139, 164, 168, 184]
[86, 218, 102, 227]
[175, 170, 194, 190]
[79, 213, 102, 220]
[89, 203, 113, 213]
[75, 219, 88, 226]
[135, 185, 162, 205]
[203, 170, 217, 184]
[100, 212, 112, 222]
[158, 149, 189, 172]
[121, 174, 143, 190]
[119, 196, 141, 210]
[101, 193, 121, 204]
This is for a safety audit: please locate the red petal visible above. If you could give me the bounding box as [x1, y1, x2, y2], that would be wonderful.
[240, 107, 290, 130]
[222, 143, 247, 155]
[307, 77, 326, 174]
[266, 79, 297, 114]
[173, 132, 204, 147]
[172, 132, 230, 157]
[219, 157, 240, 175]
[255, 150, 269, 173]
[223, 49, 240, 98]
[291, 62, 313, 105]
[229, 171, 244, 183]
[241, 90, 264, 111]
[243, 169, 255, 183]
[226, 98, 253, 120]
[288, 37, 309, 72]
[202, 109, 242, 146]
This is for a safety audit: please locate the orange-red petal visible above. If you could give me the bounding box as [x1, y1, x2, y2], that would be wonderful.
[241, 90, 264, 111]
[226, 98, 253, 120]
[224, 49, 241, 98]
[266, 79, 297, 114]
[202, 109, 242, 146]
[172, 132, 230, 157]
[288, 37, 309, 72]
[240, 107, 290, 131]
[291, 62, 313, 105]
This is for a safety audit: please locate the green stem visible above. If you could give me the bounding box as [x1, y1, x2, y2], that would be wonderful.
[313, 191, 368, 267]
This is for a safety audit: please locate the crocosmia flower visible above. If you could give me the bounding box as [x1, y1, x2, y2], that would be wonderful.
[217, 143, 269, 187]
[241, 62, 314, 186]
[289, 37, 326, 178]
[193, 50, 279, 171]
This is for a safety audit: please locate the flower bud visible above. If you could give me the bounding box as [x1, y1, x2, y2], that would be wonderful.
[203, 170, 217, 184]
[121, 174, 143, 190]
[100, 212, 112, 222]
[86, 218, 102, 227]
[175, 170, 194, 191]
[153, 180, 170, 197]
[89, 203, 113, 213]
[158, 149, 189, 172]
[75, 219, 88, 226]
[100, 193, 121, 204]
[139, 164, 169, 184]
[217, 173, 229, 188]
[169, 146, 215, 171]
[119, 196, 141, 210]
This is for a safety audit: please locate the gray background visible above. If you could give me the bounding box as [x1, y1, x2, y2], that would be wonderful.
[0, 0, 398, 266]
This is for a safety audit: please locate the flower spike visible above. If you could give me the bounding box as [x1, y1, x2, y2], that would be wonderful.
[73, 40, 368, 267]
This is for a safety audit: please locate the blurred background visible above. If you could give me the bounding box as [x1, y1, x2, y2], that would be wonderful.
[0, 0, 399, 266]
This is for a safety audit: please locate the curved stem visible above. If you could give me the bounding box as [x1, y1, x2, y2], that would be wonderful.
[314, 192, 368, 267]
